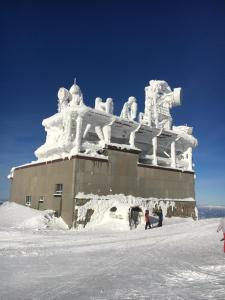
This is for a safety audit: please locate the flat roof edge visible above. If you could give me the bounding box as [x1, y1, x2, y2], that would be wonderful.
[14, 154, 109, 171]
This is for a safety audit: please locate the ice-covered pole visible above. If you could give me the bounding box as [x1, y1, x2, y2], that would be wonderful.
[171, 141, 176, 168]
[152, 136, 157, 165]
[153, 94, 158, 128]
[187, 147, 193, 171]
[74, 116, 83, 153]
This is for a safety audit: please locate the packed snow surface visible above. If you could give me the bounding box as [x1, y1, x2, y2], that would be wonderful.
[0, 202, 225, 300]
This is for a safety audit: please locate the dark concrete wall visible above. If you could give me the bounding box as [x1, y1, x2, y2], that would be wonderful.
[10, 148, 196, 227]
[166, 201, 196, 218]
[74, 150, 139, 196]
[74, 149, 195, 200]
[137, 164, 195, 199]
[10, 159, 75, 226]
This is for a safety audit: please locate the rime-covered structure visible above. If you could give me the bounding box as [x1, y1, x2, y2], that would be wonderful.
[10, 80, 198, 227]
[35, 80, 197, 170]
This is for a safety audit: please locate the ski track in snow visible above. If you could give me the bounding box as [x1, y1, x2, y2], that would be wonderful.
[0, 218, 225, 300]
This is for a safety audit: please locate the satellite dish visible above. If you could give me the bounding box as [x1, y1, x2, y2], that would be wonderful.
[57, 88, 70, 102]
[172, 87, 182, 106]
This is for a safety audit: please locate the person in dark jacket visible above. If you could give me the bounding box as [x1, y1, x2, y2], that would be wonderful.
[157, 207, 163, 227]
[145, 210, 151, 230]
[132, 210, 139, 228]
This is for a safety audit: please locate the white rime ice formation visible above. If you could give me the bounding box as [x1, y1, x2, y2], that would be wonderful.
[33, 79, 197, 171]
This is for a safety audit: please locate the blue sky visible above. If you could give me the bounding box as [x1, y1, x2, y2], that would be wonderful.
[1, 0, 225, 205]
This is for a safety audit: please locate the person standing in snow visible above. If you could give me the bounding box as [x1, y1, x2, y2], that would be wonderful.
[128, 207, 138, 229]
[217, 217, 225, 253]
[132, 209, 139, 229]
[156, 207, 163, 227]
[145, 210, 151, 230]
[128, 208, 132, 229]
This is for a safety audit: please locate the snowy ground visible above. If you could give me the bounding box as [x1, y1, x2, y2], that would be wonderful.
[0, 203, 225, 300]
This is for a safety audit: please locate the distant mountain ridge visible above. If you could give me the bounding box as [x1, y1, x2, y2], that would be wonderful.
[198, 205, 225, 219]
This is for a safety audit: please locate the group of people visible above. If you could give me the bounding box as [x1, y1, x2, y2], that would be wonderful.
[128, 206, 163, 230]
[145, 208, 163, 230]
[128, 207, 225, 253]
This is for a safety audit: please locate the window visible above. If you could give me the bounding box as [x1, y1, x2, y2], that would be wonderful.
[25, 196, 31, 206]
[39, 196, 44, 203]
[55, 184, 63, 195]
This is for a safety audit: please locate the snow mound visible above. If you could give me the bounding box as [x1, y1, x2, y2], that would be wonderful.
[79, 200, 134, 231]
[76, 194, 195, 231]
[0, 202, 68, 230]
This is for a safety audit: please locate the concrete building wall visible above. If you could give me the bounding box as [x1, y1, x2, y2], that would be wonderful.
[74, 150, 139, 196]
[137, 164, 195, 199]
[10, 148, 196, 227]
[74, 148, 195, 200]
[10, 159, 75, 226]
[74, 156, 111, 195]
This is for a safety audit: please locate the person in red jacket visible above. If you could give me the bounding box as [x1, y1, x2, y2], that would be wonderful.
[145, 210, 151, 230]
[217, 217, 225, 253]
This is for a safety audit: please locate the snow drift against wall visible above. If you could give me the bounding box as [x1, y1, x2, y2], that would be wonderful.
[0, 202, 68, 230]
[75, 193, 196, 230]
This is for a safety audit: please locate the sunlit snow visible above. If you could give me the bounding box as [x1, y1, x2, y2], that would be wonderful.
[0, 202, 224, 300]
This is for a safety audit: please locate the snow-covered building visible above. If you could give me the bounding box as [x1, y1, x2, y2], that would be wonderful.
[9, 80, 198, 227]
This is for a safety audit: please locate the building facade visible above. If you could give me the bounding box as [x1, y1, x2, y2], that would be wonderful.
[10, 80, 198, 227]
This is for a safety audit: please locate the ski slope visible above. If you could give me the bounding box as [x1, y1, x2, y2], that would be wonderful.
[0, 203, 224, 300]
